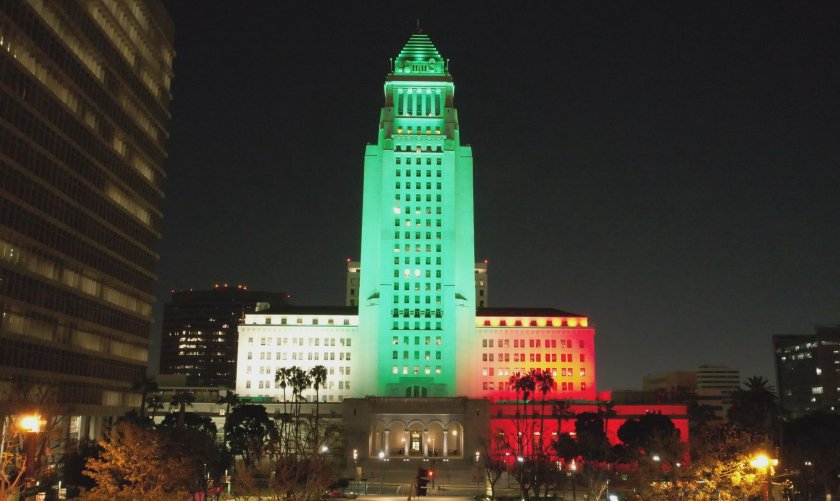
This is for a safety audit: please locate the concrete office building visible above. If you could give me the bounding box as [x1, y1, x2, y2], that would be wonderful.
[0, 0, 174, 437]
[774, 326, 840, 418]
[159, 284, 288, 388]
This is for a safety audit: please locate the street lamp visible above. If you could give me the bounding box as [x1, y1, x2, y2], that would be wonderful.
[378, 451, 386, 495]
[750, 453, 778, 501]
[569, 459, 577, 501]
[474, 451, 481, 495]
[18, 414, 43, 483]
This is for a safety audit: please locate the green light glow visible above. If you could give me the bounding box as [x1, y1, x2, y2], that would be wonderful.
[357, 33, 475, 397]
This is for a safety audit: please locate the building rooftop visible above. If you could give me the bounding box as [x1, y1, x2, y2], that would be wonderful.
[256, 305, 359, 316]
[477, 307, 584, 318]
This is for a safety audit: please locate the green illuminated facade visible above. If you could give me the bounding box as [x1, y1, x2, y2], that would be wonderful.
[357, 33, 476, 397]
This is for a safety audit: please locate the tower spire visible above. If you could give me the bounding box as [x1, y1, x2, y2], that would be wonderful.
[416, 18, 422, 33]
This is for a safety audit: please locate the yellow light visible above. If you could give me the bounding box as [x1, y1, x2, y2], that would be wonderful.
[581, 318, 589, 327]
[750, 454, 770, 469]
[536, 318, 547, 327]
[19, 415, 42, 433]
[551, 318, 561, 327]
[568, 319, 578, 327]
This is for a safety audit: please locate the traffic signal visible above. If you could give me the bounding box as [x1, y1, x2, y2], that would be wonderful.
[416, 468, 429, 496]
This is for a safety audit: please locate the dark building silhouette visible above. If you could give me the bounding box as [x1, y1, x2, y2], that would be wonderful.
[160, 285, 288, 388]
[0, 0, 174, 432]
[774, 325, 840, 418]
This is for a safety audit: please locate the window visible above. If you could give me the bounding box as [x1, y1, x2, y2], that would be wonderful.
[393, 351, 398, 359]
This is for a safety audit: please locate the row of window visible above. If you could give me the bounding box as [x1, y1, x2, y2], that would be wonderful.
[393, 350, 442, 360]
[0, 338, 145, 384]
[394, 230, 443, 240]
[2, 268, 151, 337]
[393, 321, 443, 331]
[484, 381, 585, 392]
[393, 295, 441, 305]
[395, 145, 444, 153]
[394, 269, 443, 278]
[482, 367, 587, 378]
[260, 317, 353, 326]
[2, 57, 164, 202]
[394, 256, 443, 265]
[391, 308, 443, 318]
[0, 126, 160, 248]
[481, 353, 586, 363]
[6, 1, 170, 158]
[0, 198, 155, 293]
[395, 158, 442, 167]
[392, 365, 443, 375]
[482, 338, 585, 349]
[482, 353, 585, 363]
[393, 281, 443, 291]
[245, 379, 352, 392]
[1, 237, 152, 316]
[395, 194, 442, 204]
[1, 161, 157, 270]
[392, 335, 443, 345]
[396, 182, 443, 190]
[395, 126, 441, 135]
[246, 351, 352, 361]
[250, 336, 352, 347]
[394, 243, 442, 253]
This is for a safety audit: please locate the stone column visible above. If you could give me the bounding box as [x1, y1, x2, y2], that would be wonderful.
[384, 429, 390, 457]
[422, 429, 429, 457]
[404, 429, 410, 457]
[442, 428, 448, 456]
[421, 89, 427, 116]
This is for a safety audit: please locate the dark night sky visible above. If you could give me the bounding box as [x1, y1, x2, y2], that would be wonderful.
[153, 2, 840, 390]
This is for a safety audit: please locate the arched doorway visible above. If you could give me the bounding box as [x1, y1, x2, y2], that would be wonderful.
[444, 422, 463, 457]
[427, 421, 444, 457]
[407, 420, 425, 457]
[370, 421, 386, 456]
[388, 421, 406, 456]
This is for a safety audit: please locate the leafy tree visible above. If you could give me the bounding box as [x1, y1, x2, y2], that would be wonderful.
[617, 412, 681, 460]
[82, 421, 191, 500]
[226, 404, 277, 466]
[169, 390, 196, 428]
[782, 411, 840, 498]
[727, 376, 778, 437]
[669, 425, 765, 501]
[131, 375, 158, 418]
[159, 412, 217, 438]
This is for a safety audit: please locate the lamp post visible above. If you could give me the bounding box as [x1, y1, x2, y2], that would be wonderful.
[474, 451, 481, 496]
[19, 414, 43, 483]
[750, 453, 777, 501]
[378, 451, 386, 495]
[569, 459, 577, 501]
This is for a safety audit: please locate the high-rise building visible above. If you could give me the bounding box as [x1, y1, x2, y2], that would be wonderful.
[0, 0, 174, 429]
[159, 284, 288, 388]
[774, 326, 840, 418]
[356, 33, 477, 397]
[237, 32, 597, 403]
[229, 30, 687, 461]
[643, 366, 740, 422]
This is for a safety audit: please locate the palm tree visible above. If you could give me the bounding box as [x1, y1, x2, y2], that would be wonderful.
[146, 394, 164, 422]
[309, 365, 328, 449]
[728, 375, 778, 435]
[217, 390, 241, 433]
[169, 390, 196, 428]
[131, 375, 158, 417]
[534, 369, 555, 454]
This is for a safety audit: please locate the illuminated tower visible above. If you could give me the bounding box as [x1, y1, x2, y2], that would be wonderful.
[357, 33, 476, 397]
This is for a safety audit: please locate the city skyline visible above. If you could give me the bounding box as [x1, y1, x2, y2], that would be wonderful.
[155, 2, 840, 390]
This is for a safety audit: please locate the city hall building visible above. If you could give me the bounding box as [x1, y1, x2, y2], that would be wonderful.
[233, 32, 687, 461]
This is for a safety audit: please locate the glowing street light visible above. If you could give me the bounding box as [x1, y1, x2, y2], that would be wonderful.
[18, 415, 43, 433]
[750, 453, 778, 501]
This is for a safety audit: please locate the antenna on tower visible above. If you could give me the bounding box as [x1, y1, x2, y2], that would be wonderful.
[416, 18, 423, 33]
